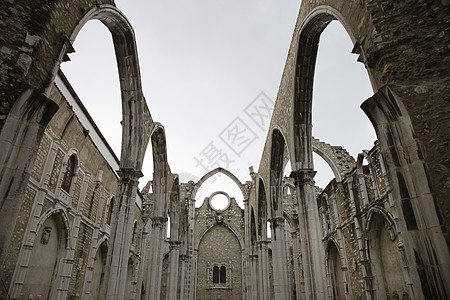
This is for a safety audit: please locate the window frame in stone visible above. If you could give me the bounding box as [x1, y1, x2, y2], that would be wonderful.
[107, 197, 115, 226]
[208, 262, 231, 289]
[132, 221, 138, 244]
[61, 154, 77, 193]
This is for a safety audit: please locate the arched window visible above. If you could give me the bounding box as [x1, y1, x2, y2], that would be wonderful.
[220, 266, 226, 283]
[107, 197, 114, 225]
[213, 266, 219, 283]
[132, 222, 137, 244]
[61, 154, 77, 192]
[212, 265, 226, 284]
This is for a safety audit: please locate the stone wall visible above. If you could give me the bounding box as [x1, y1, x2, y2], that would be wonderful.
[0, 77, 145, 299]
[0, 0, 113, 130]
[195, 195, 245, 299]
[196, 225, 242, 300]
[317, 143, 407, 299]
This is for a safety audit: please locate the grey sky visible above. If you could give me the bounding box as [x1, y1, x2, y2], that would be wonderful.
[61, 1, 375, 206]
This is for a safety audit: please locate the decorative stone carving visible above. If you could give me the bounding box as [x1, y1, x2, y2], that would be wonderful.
[40, 227, 52, 244]
[216, 213, 223, 224]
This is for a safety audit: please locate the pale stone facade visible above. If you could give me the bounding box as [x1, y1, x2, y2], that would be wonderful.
[1, 1, 449, 300]
[0, 72, 146, 300]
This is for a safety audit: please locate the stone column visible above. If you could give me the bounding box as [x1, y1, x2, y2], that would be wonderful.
[243, 198, 250, 300]
[145, 216, 167, 300]
[191, 249, 199, 300]
[354, 216, 375, 300]
[292, 169, 327, 299]
[0, 90, 58, 268]
[186, 192, 196, 300]
[258, 240, 270, 300]
[290, 230, 303, 300]
[269, 217, 290, 300]
[100, 169, 142, 300]
[250, 254, 259, 299]
[166, 240, 181, 300]
[178, 254, 189, 300]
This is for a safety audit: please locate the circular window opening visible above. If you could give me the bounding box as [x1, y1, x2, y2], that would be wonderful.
[210, 193, 229, 211]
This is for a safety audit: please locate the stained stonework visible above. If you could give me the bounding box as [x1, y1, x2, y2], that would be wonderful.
[0, 1, 449, 300]
[71, 172, 84, 210]
[48, 149, 64, 194]
[30, 133, 51, 182]
[193, 193, 245, 300]
[0, 76, 146, 300]
[68, 222, 93, 298]
[0, 186, 36, 297]
[196, 225, 242, 300]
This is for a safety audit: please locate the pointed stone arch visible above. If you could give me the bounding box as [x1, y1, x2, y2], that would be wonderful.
[37, 207, 71, 249]
[168, 176, 180, 239]
[257, 177, 268, 239]
[292, 6, 368, 171]
[270, 128, 288, 216]
[68, 4, 152, 171]
[365, 206, 397, 237]
[0, 3, 152, 271]
[9, 208, 72, 299]
[192, 167, 247, 200]
[364, 208, 409, 299]
[195, 221, 245, 251]
[312, 138, 356, 182]
[325, 238, 347, 300]
[150, 123, 169, 218]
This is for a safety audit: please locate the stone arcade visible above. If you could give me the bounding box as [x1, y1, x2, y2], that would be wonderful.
[0, 1, 449, 299]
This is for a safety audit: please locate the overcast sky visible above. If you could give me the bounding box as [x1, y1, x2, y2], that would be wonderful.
[61, 1, 376, 207]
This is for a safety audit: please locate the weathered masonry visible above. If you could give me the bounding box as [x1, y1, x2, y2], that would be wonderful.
[0, 1, 449, 299]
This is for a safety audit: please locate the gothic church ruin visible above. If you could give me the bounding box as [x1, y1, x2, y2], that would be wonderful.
[0, 1, 449, 299]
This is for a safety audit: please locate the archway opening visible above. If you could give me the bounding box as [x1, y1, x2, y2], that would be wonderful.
[258, 179, 268, 240]
[270, 129, 287, 215]
[313, 152, 335, 189]
[60, 20, 122, 157]
[194, 172, 244, 209]
[327, 242, 345, 299]
[21, 214, 66, 299]
[367, 213, 407, 299]
[91, 241, 108, 299]
[312, 21, 375, 159]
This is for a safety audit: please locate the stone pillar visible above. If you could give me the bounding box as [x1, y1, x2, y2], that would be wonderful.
[243, 198, 250, 300]
[145, 216, 167, 300]
[191, 249, 199, 300]
[178, 254, 189, 300]
[292, 169, 327, 299]
[354, 216, 375, 300]
[290, 230, 303, 300]
[166, 241, 181, 300]
[250, 254, 259, 299]
[82, 227, 100, 300]
[258, 240, 270, 300]
[0, 90, 58, 268]
[100, 169, 142, 300]
[186, 192, 196, 300]
[269, 216, 290, 300]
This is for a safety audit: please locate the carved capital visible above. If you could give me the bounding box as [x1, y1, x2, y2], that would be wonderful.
[268, 216, 285, 229]
[151, 216, 167, 228]
[291, 169, 317, 187]
[179, 254, 190, 262]
[117, 168, 143, 186]
[168, 240, 181, 250]
[257, 240, 270, 250]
